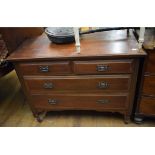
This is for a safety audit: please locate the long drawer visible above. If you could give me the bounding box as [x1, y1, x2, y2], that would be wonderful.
[24, 75, 131, 94]
[18, 61, 72, 76]
[73, 59, 134, 74]
[30, 94, 128, 110]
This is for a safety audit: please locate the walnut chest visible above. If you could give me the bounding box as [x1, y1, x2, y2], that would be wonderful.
[7, 30, 146, 123]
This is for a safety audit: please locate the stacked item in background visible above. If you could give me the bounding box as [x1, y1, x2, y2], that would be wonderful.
[0, 34, 14, 77]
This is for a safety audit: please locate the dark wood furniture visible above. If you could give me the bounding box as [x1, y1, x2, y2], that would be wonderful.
[7, 30, 146, 123]
[0, 28, 43, 77]
[134, 28, 155, 123]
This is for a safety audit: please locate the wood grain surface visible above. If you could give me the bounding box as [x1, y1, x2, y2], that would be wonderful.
[7, 30, 146, 62]
[24, 75, 131, 94]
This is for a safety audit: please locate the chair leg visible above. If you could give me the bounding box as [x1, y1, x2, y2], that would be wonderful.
[127, 29, 130, 37]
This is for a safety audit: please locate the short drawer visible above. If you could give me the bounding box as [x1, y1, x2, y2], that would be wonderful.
[18, 61, 71, 76]
[24, 75, 131, 94]
[143, 75, 155, 96]
[139, 96, 155, 115]
[73, 59, 134, 74]
[30, 94, 128, 110]
[145, 51, 155, 74]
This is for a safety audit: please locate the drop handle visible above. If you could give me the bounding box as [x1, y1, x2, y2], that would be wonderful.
[97, 99, 109, 104]
[98, 81, 109, 89]
[43, 83, 53, 89]
[48, 99, 58, 105]
[96, 65, 109, 72]
[39, 66, 49, 72]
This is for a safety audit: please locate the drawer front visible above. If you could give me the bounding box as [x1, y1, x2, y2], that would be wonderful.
[24, 75, 131, 94]
[18, 61, 71, 76]
[30, 94, 128, 110]
[142, 75, 155, 96]
[73, 60, 134, 74]
[139, 96, 155, 115]
[145, 51, 155, 74]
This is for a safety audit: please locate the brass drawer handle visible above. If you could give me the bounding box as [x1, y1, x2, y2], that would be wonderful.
[97, 99, 109, 104]
[98, 81, 109, 89]
[96, 65, 109, 72]
[39, 66, 49, 72]
[48, 99, 58, 105]
[43, 83, 53, 89]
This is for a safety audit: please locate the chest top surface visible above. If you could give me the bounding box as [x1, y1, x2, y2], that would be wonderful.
[7, 30, 146, 62]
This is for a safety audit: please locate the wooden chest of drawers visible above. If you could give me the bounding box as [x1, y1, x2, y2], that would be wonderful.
[134, 28, 155, 123]
[135, 50, 155, 122]
[7, 30, 146, 123]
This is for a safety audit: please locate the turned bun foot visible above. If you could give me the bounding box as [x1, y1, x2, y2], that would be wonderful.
[36, 116, 43, 123]
[134, 116, 143, 124]
[33, 111, 46, 123]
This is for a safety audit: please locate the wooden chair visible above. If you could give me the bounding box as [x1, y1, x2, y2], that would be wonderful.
[73, 27, 145, 53]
